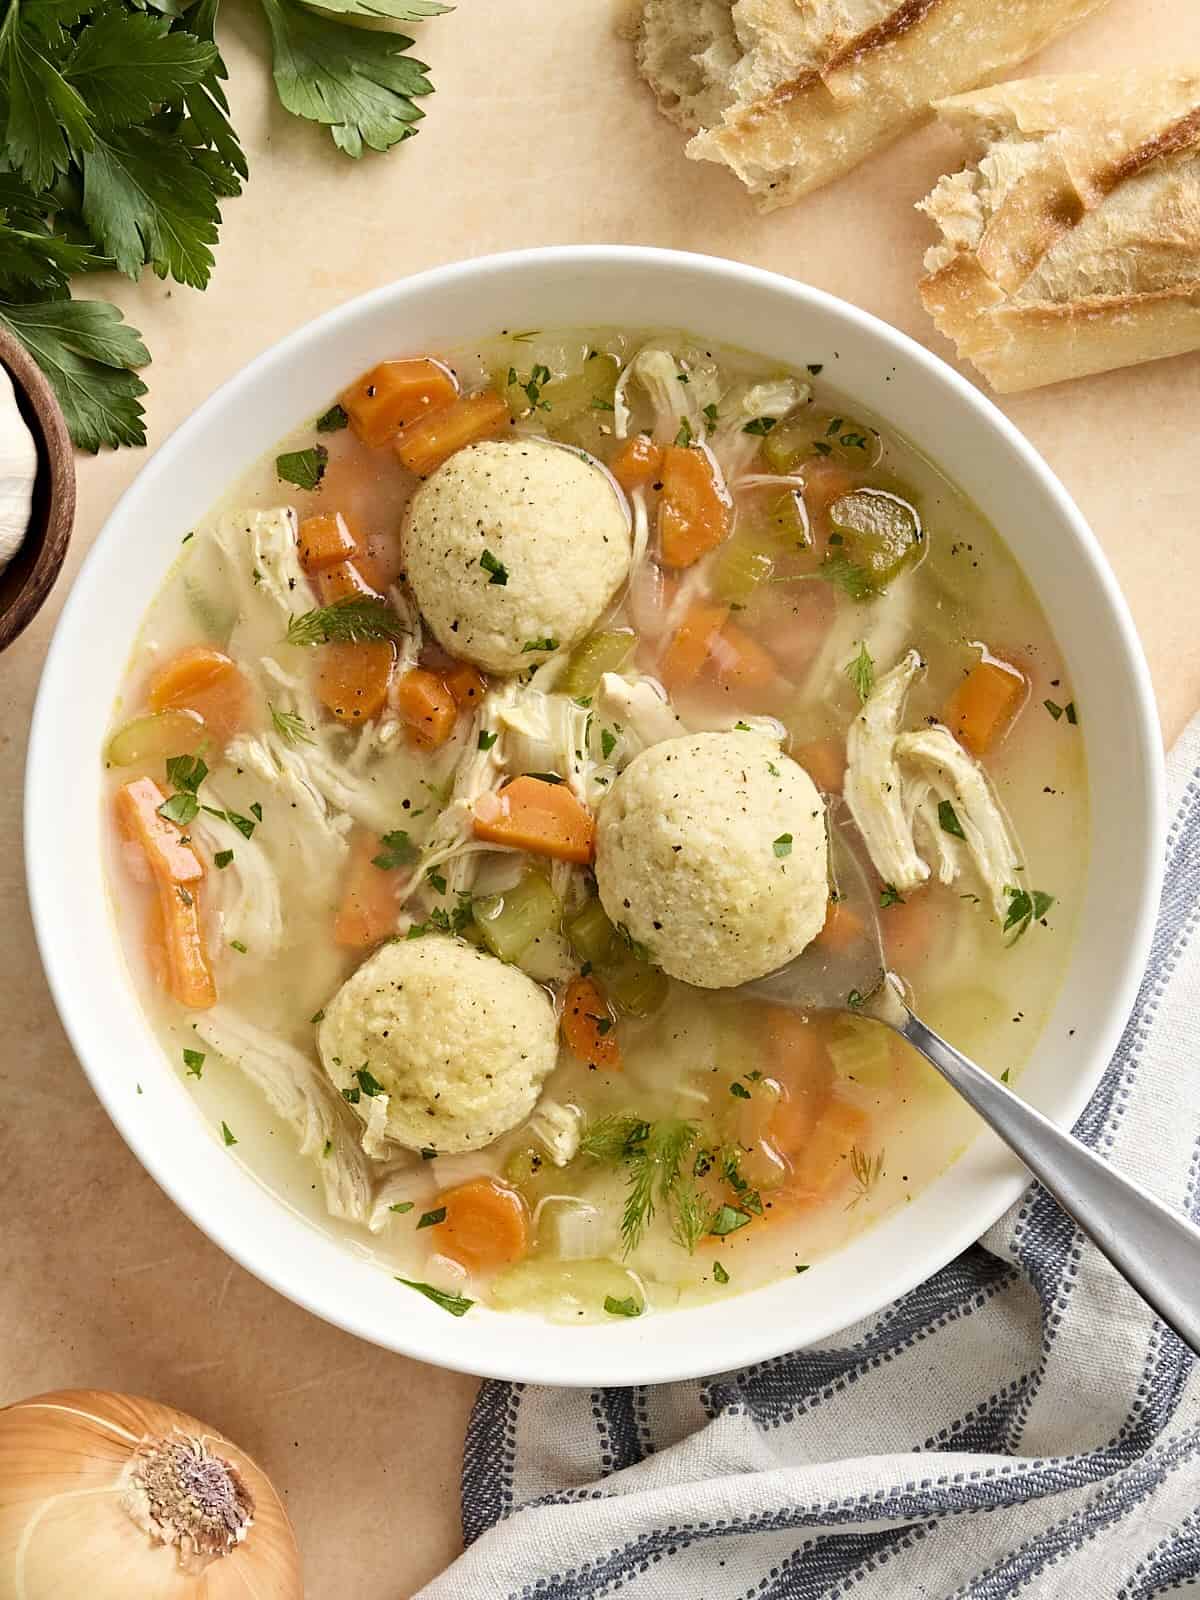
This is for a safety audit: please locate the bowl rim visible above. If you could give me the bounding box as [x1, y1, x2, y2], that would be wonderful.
[0, 324, 77, 652]
[25, 245, 1165, 1385]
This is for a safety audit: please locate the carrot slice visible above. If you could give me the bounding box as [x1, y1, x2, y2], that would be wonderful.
[116, 779, 215, 1009]
[316, 559, 382, 605]
[394, 390, 510, 478]
[762, 1009, 833, 1156]
[333, 829, 408, 949]
[339, 358, 459, 449]
[659, 600, 730, 690]
[792, 737, 846, 795]
[881, 888, 939, 969]
[315, 640, 396, 724]
[562, 975, 620, 1071]
[432, 1178, 530, 1273]
[610, 434, 663, 493]
[442, 660, 488, 710]
[297, 511, 358, 573]
[658, 445, 731, 568]
[943, 657, 1026, 756]
[789, 1099, 870, 1198]
[474, 775, 595, 864]
[813, 898, 865, 954]
[708, 621, 776, 690]
[147, 647, 248, 746]
[395, 667, 458, 750]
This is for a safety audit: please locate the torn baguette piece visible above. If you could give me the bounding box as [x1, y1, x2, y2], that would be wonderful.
[633, 0, 1109, 211]
[919, 69, 1200, 391]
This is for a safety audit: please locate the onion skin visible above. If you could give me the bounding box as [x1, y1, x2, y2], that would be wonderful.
[0, 1390, 303, 1599]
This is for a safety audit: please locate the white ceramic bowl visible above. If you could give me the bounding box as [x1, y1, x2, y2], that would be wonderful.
[26, 248, 1163, 1386]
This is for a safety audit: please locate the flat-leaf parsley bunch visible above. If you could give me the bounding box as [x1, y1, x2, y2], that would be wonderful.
[0, 0, 449, 450]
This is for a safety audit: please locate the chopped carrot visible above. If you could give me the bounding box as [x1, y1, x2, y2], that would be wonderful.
[297, 511, 358, 573]
[762, 1008, 833, 1156]
[116, 778, 216, 1009]
[708, 621, 776, 691]
[792, 737, 846, 795]
[395, 390, 510, 478]
[474, 775, 595, 864]
[315, 640, 396, 724]
[659, 600, 730, 690]
[814, 898, 865, 954]
[395, 667, 457, 750]
[147, 646, 248, 746]
[316, 559, 382, 605]
[801, 458, 857, 526]
[562, 975, 621, 1071]
[881, 888, 939, 969]
[442, 660, 488, 710]
[943, 657, 1026, 756]
[432, 1177, 530, 1273]
[610, 433, 663, 493]
[658, 445, 731, 568]
[339, 358, 459, 449]
[789, 1098, 869, 1198]
[333, 829, 407, 949]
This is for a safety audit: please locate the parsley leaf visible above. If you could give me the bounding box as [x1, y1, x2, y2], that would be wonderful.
[182, 1048, 205, 1078]
[0, 296, 149, 451]
[372, 829, 417, 870]
[712, 1260, 730, 1285]
[478, 729, 498, 751]
[674, 418, 693, 448]
[260, 0, 433, 158]
[316, 402, 348, 431]
[604, 1294, 641, 1318]
[276, 443, 328, 489]
[395, 1277, 474, 1317]
[773, 833, 793, 858]
[844, 642, 874, 703]
[416, 1206, 446, 1228]
[480, 548, 508, 585]
[1002, 885, 1055, 944]
[879, 883, 904, 908]
[938, 800, 966, 840]
[742, 416, 777, 436]
[220, 1120, 237, 1147]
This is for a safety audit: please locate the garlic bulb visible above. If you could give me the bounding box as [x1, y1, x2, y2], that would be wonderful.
[0, 1389, 303, 1598]
[0, 363, 36, 574]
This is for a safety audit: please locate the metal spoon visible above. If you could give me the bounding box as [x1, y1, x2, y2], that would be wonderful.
[743, 808, 1200, 1356]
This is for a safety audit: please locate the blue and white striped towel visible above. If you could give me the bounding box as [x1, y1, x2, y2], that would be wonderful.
[419, 718, 1200, 1600]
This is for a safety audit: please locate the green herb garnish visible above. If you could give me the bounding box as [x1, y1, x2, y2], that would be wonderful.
[427, 868, 447, 894]
[580, 1115, 699, 1254]
[269, 703, 314, 745]
[275, 444, 327, 490]
[221, 1121, 237, 1147]
[201, 805, 256, 839]
[286, 596, 409, 646]
[214, 849, 234, 870]
[417, 1206, 446, 1228]
[158, 792, 199, 827]
[480, 549, 508, 586]
[389, 1201, 415, 1214]
[938, 801, 966, 840]
[846, 1145, 883, 1208]
[674, 418, 693, 448]
[355, 1066, 385, 1097]
[742, 416, 777, 436]
[183, 1049, 205, 1078]
[1065, 701, 1078, 725]
[712, 1260, 730, 1285]
[730, 1081, 751, 1100]
[773, 833, 793, 858]
[522, 636, 558, 654]
[1044, 699, 1063, 721]
[879, 883, 904, 908]
[229, 938, 247, 954]
[316, 403, 348, 432]
[1002, 885, 1055, 944]
[591, 396, 615, 412]
[604, 1294, 641, 1318]
[478, 729, 499, 750]
[310, 1008, 326, 1024]
[395, 1278, 474, 1317]
[845, 643, 875, 703]
[372, 829, 417, 870]
[600, 728, 617, 761]
[709, 1205, 751, 1237]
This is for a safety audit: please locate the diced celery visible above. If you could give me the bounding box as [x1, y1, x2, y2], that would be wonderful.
[106, 708, 206, 768]
[761, 410, 882, 473]
[827, 1014, 894, 1090]
[520, 930, 576, 984]
[543, 353, 620, 421]
[713, 536, 775, 605]
[494, 352, 620, 425]
[830, 488, 922, 589]
[565, 898, 621, 968]
[767, 489, 812, 548]
[488, 1258, 645, 1322]
[473, 873, 562, 966]
[184, 577, 236, 644]
[605, 953, 669, 1018]
[559, 630, 637, 700]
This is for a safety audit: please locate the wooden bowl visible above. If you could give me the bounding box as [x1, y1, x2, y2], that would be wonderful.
[0, 325, 76, 652]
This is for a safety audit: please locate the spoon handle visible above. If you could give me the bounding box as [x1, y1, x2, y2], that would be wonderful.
[897, 1005, 1200, 1357]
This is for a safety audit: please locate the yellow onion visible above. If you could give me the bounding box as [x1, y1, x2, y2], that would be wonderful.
[0, 1389, 302, 1598]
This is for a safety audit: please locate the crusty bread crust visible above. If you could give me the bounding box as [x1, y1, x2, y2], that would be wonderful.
[920, 70, 1200, 390]
[634, 0, 1109, 210]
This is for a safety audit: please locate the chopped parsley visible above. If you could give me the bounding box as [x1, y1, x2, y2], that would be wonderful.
[1065, 701, 1078, 725]
[674, 418, 693, 448]
[201, 805, 256, 839]
[845, 643, 875, 703]
[310, 1008, 326, 1024]
[742, 416, 777, 436]
[355, 1066, 385, 1097]
[734, 720, 751, 731]
[1002, 886, 1055, 944]
[604, 1294, 642, 1318]
[183, 1048, 205, 1078]
[938, 801, 966, 840]
[1044, 699, 1064, 721]
[220, 1121, 238, 1147]
[427, 868, 448, 895]
[275, 444, 328, 491]
[158, 791, 199, 827]
[229, 939, 248, 954]
[522, 637, 559, 654]
[373, 830, 418, 871]
[591, 396, 615, 412]
[1000, 1069, 1011, 1084]
[879, 883, 904, 908]
[157, 753, 208, 826]
[395, 1278, 474, 1317]
[316, 403, 348, 433]
[847, 988, 865, 1009]
[601, 728, 617, 760]
[730, 1081, 751, 1100]
[250, 802, 263, 822]
[702, 402, 719, 425]
[417, 1206, 447, 1229]
[807, 363, 824, 375]
[712, 1260, 730, 1285]
[389, 1201, 415, 1214]
[480, 549, 508, 586]
[478, 729, 499, 750]
[214, 849, 234, 870]
[773, 833, 793, 858]
[709, 1204, 751, 1237]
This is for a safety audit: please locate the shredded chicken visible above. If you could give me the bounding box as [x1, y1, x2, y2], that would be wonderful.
[708, 376, 809, 480]
[191, 1006, 372, 1223]
[613, 345, 721, 444]
[191, 789, 285, 960]
[528, 1098, 584, 1167]
[845, 650, 1024, 922]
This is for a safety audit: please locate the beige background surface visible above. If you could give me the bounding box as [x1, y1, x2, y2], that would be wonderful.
[3, 1, 1199, 1594]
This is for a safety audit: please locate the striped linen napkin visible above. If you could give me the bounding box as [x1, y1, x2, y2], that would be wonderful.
[419, 717, 1200, 1600]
